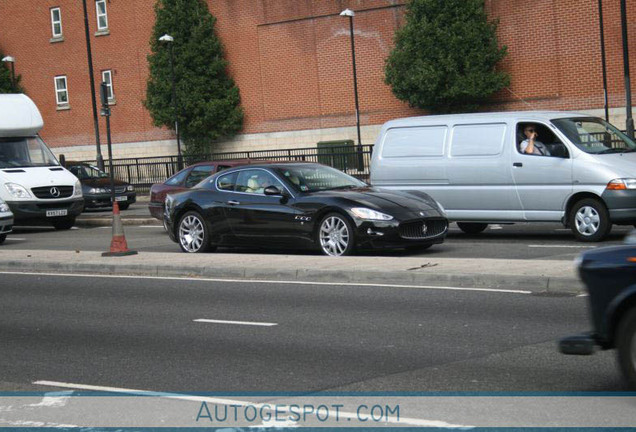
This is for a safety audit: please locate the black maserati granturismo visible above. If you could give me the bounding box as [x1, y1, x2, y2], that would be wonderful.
[164, 163, 448, 256]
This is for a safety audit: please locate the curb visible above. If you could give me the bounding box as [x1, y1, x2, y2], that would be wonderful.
[75, 218, 161, 227]
[0, 259, 583, 295]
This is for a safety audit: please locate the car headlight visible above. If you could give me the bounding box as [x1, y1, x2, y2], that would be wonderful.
[127, 185, 135, 192]
[88, 187, 107, 194]
[350, 207, 394, 221]
[5, 183, 31, 199]
[73, 180, 83, 197]
[606, 178, 636, 190]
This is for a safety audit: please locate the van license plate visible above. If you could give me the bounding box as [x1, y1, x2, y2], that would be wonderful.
[115, 196, 127, 202]
[46, 209, 68, 217]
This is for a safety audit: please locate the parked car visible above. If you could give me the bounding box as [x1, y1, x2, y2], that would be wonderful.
[65, 162, 136, 210]
[559, 232, 636, 388]
[371, 111, 636, 242]
[149, 159, 270, 220]
[0, 197, 13, 244]
[164, 162, 448, 256]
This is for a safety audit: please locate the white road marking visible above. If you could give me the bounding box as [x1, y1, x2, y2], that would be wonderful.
[528, 245, 595, 249]
[32, 380, 471, 428]
[138, 225, 163, 228]
[194, 319, 277, 327]
[0, 271, 533, 295]
[4, 238, 26, 241]
[489, 225, 503, 230]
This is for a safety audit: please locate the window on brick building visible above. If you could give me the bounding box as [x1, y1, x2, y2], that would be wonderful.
[95, 0, 108, 31]
[54, 76, 69, 106]
[101, 70, 114, 102]
[50, 7, 63, 39]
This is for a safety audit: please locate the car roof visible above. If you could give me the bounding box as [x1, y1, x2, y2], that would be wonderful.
[188, 159, 274, 168]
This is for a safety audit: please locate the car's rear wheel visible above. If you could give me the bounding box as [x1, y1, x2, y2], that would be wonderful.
[52, 217, 75, 230]
[318, 213, 355, 256]
[569, 198, 611, 242]
[178, 211, 213, 253]
[457, 222, 488, 234]
[406, 244, 433, 253]
[0, 234, 6, 245]
[616, 307, 636, 389]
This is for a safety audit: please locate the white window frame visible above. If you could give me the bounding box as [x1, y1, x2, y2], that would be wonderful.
[101, 70, 114, 102]
[50, 7, 63, 38]
[95, 0, 108, 31]
[54, 76, 69, 106]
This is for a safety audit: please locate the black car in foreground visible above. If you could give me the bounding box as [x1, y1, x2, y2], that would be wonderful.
[66, 162, 136, 210]
[164, 163, 448, 256]
[560, 232, 636, 388]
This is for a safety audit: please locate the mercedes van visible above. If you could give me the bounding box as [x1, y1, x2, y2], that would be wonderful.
[370, 111, 636, 241]
[0, 94, 83, 229]
[0, 197, 13, 244]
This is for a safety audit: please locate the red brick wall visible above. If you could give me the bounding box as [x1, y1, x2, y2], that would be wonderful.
[0, 0, 634, 150]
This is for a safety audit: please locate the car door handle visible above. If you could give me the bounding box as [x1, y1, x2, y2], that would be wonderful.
[513, 162, 523, 167]
[227, 200, 240, 206]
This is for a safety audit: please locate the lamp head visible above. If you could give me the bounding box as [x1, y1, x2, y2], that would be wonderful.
[159, 34, 174, 43]
[1, 56, 15, 63]
[339, 9, 355, 17]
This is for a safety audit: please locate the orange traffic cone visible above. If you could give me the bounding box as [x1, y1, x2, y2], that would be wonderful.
[102, 201, 138, 257]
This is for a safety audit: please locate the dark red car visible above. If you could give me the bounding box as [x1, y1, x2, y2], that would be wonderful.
[149, 160, 270, 220]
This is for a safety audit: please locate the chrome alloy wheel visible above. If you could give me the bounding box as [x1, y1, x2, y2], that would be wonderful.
[319, 216, 350, 256]
[575, 205, 600, 236]
[179, 215, 205, 252]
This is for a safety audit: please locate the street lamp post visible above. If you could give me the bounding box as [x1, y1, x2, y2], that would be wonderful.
[1, 56, 16, 92]
[620, 0, 634, 139]
[340, 9, 364, 171]
[159, 34, 183, 170]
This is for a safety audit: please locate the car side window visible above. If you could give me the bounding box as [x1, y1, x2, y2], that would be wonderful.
[235, 169, 282, 195]
[217, 165, 231, 172]
[517, 122, 569, 158]
[165, 169, 190, 186]
[185, 166, 215, 188]
[216, 171, 238, 191]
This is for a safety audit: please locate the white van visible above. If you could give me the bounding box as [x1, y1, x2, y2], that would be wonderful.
[0, 94, 83, 229]
[0, 197, 13, 244]
[370, 111, 636, 241]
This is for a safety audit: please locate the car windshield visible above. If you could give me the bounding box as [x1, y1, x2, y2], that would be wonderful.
[275, 165, 366, 192]
[69, 164, 109, 180]
[551, 117, 636, 154]
[0, 136, 59, 168]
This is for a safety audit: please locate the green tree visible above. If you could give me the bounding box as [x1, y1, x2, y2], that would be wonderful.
[145, 0, 243, 154]
[0, 51, 24, 93]
[385, 0, 509, 113]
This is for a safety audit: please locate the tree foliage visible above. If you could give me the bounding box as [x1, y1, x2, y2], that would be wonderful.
[385, 0, 509, 113]
[0, 51, 24, 94]
[145, 0, 243, 154]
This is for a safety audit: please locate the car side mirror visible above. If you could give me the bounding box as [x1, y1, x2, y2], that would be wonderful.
[264, 185, 283, 196]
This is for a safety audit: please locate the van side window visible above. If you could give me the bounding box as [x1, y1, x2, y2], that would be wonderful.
[517, 123, 569, 158]
[381, 126, 447, 158]
[450, 123, 506, 157]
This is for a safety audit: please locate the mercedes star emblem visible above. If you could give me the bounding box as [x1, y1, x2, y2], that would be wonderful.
[50, 187, 61, 198]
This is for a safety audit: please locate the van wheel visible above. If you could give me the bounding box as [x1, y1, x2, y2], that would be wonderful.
[52, 217, 76, 230]
[616, 307, 636, 389]
[0, 234, 6, 245]
[457, 222, 488, 234]
[569, 198, 611, 242]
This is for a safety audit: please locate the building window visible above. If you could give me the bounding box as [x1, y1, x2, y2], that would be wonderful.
[101, 70, 114, 102]
[54, 76, 69, 106]
[50, 7, 63, 39]
[95, 0, 108, 31]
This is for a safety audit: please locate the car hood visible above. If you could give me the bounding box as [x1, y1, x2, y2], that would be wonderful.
[0, 166, 77, 187]
[595, 152, 636, 177]
[310, 187, 443, 216]
[81, 178, 129, 188]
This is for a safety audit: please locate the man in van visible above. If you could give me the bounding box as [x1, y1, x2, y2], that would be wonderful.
[520, 124, 551, 156]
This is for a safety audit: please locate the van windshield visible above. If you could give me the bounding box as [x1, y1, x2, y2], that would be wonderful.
[551, 117, 636, 154]
[0, 136, 59, 168]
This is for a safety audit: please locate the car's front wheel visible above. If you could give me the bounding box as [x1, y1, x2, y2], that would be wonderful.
[178, 211, 213, 253]
[457, 222, 488, 234]
[318, 213, 355, 256]
[0, 234, 6, 245]
[52, 217, 75, 230]
[617, 307, 636, 389]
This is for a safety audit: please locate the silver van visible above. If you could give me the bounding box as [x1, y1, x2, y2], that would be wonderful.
[370, 111, 636, 241]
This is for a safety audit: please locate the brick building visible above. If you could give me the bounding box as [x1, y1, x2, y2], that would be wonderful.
[0, 0, 634, 160]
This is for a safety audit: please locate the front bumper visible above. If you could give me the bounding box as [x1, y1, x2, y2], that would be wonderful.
[354, 217, 448, 249]
[83, 192, 137, 208]
[602, 189, 636, 224]
[0, 214, 13, 234]
[8, 198, 84, 222]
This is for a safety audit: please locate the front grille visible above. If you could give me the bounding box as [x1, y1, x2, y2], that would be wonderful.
[104, 186, 127, 194]
[399, 219, 448, 239]
[31, 185, 73, 199]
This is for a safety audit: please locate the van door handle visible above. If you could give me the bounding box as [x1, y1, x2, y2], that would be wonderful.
[227, 200, 240, 206]
[513, 162, 523, 167]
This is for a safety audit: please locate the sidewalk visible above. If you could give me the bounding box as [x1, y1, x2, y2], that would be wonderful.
[0, 249, 582, 294]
